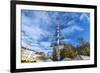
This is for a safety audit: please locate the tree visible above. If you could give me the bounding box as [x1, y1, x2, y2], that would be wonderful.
[77, 38, 90, 56]
[60, 43, 78, 59]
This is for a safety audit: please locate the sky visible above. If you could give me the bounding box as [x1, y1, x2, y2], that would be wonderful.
[21, 9, 90, 55]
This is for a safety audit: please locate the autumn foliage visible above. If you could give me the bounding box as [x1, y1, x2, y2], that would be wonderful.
[60, 43, 78, 60]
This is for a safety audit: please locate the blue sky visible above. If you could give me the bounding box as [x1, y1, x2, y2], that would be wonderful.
[21, 10, 90, 55]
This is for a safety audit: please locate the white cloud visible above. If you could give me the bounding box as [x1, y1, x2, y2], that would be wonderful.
[40, 41, 51, 47]
[63, 39, 71, 42]
[70, 25, 84, 31]
[62, 25, 84, 34]
[23, 11, 52, 31]
[22, 24, 49, 41]
[80, 13, 90, 22]
[67, 20, 76, 26]
[22, 11, 53, 42]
